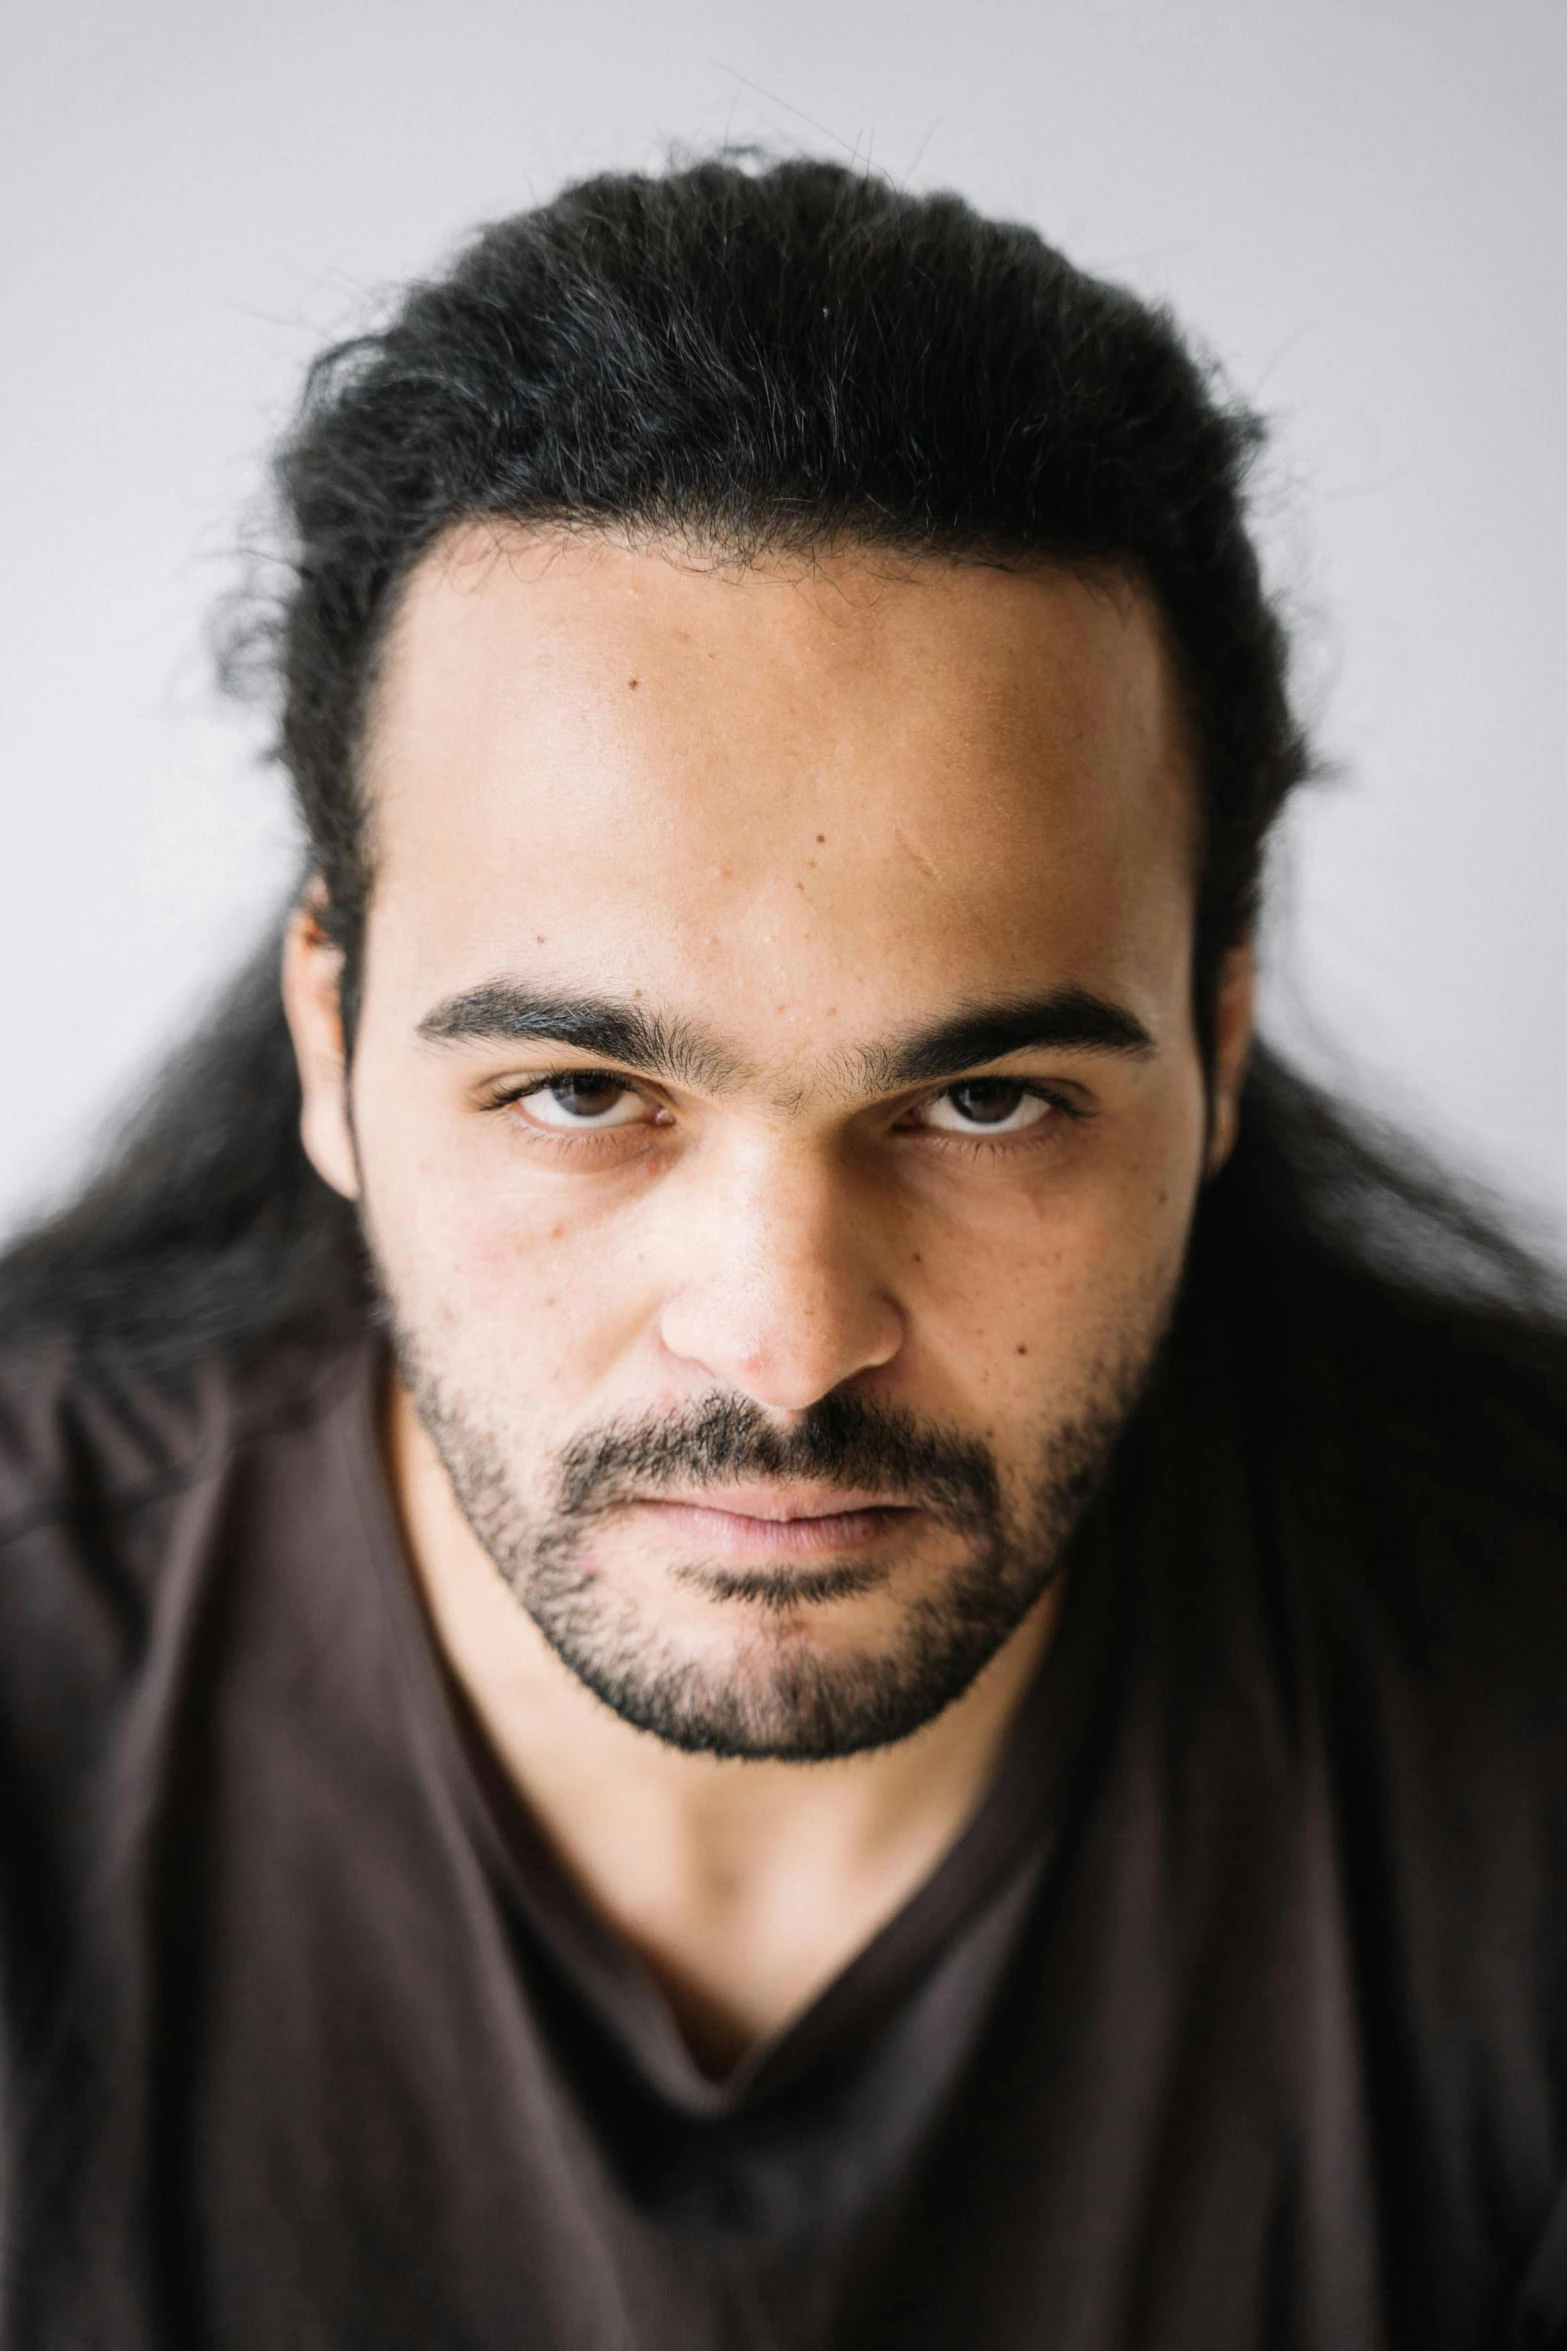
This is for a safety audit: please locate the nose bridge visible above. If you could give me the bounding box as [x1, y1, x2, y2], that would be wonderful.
[656, 1127, 904, 1410]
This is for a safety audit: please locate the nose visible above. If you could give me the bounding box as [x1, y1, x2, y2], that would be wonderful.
[656, 1140, 905, 1413]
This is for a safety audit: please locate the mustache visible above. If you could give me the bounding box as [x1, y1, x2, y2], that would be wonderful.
[551, 1389, 1001, 1528]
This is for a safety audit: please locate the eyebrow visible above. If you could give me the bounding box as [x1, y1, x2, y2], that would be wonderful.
[416, 980, 1155, 1094]
[854, 990, 1156, 1090]
[417, 984, 743, 1090]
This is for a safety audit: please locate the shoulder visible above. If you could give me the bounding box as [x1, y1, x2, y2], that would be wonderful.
[1273, 1269, 1567, 1669]
[1226, 1259, 1567, 1955]
[0, 1322, 378, 1831]
[0, 1321, 371, 1552]
[1170, 1237, 1567, 1846]
[0, 1311, 387, 2089]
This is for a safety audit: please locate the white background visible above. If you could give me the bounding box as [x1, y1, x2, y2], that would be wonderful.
[2, 0, 1563, 1242]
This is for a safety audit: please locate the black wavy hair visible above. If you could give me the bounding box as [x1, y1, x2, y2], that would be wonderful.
[2, 153, 1563, 1471]
[264, 156, 1305, 1045]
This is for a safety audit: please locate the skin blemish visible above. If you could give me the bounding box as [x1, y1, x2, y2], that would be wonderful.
[815, 833, 826, 844]
[895, 827, 944, 885]
[628, 677, 639, 690]
[1016, 1344, 1029, 1356]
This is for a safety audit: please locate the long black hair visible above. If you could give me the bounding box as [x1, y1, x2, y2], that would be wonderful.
[2, 154, 1563, 1455]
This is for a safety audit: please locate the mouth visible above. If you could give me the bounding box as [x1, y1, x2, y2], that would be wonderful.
[626, 1485, 925, 1561]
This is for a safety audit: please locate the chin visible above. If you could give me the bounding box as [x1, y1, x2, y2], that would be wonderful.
[523, 1559, 1051, 1763]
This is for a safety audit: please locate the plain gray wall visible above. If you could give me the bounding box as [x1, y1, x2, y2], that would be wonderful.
[3, 0, 1564, 1242]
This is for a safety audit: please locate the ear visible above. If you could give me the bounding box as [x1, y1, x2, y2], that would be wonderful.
[281, 887, 361, 1202]
[1204, 940, 1255, 1177]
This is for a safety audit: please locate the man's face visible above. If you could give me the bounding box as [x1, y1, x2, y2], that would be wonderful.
[288, 529, 1246, 1759]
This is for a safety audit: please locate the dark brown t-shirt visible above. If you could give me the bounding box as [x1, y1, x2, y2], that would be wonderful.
[2, 1307, 1567, 2349]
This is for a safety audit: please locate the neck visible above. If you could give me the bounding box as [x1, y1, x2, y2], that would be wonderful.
[384, 1377, 1061, 2074]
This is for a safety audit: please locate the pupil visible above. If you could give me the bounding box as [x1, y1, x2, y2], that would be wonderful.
[554, 1075, 623, 1117]
[952, 1080, 1023, 1125]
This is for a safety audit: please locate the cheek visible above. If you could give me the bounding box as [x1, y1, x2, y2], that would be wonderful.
[916, 1109, 1202, 1416]
[352, 1094, 660, 1399]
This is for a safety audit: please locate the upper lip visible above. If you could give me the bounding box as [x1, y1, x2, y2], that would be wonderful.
[634, 1483, 916, 1523]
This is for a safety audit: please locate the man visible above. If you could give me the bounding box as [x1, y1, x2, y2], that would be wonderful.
[1, 156, 1565, 2350]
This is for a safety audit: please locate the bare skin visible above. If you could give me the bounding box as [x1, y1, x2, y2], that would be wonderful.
[284, 528, 1252, 2072]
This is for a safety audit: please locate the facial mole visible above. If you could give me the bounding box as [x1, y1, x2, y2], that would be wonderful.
[816, 833, 826, 844]
[1016, 1343, 1029, 1356]
[628, 677, 639, 690]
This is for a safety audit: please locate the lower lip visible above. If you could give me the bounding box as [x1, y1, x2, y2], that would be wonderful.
[629, 1500, 920, 1560]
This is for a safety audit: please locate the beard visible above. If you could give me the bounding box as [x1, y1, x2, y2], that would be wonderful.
[382, 1297, 1157, 1762]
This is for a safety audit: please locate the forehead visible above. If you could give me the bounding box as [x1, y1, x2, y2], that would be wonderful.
[362, 527, 1197, 1055]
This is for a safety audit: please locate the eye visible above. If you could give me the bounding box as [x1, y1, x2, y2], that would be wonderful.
[914, 1079, 1056, 1136]
[512, 1072, 653, 1131]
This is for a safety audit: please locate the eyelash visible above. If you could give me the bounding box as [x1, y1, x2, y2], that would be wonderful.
[480, 1071, 1090, 1153]
[921, 1091, 1087, 1157]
